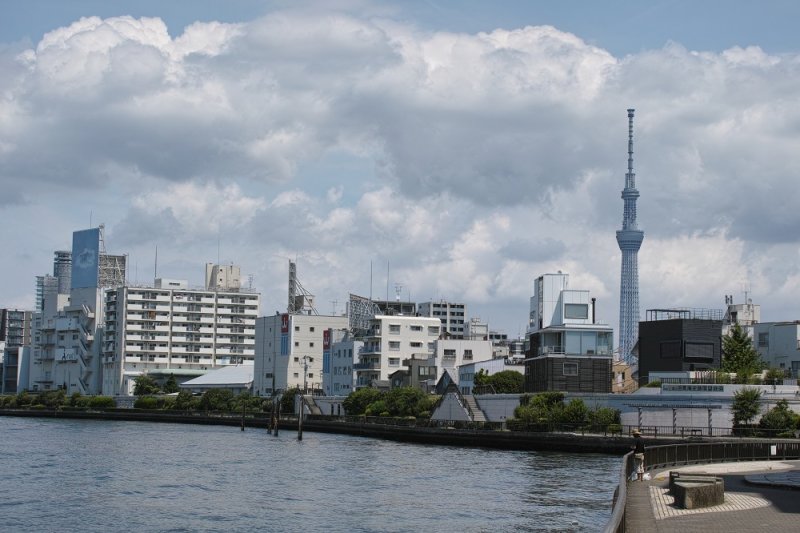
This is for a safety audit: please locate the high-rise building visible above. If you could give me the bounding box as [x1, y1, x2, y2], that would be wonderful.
[102, 275, 260, 395]
[53, 250, 72, 294]
[1, 309, 33, 393]
[616, 109, 644, 365]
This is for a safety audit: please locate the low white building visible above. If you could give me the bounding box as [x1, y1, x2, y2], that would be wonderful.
[179, 363, 254, 395]
[457, 358, 524, 395]
[253, 313, 349, 396]
[355, 315, 441, 388]
[102, 275, 260, 396]
[434, 338, 493, 384]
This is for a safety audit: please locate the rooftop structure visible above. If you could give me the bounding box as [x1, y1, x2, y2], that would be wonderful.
[616, 109, 644, 365]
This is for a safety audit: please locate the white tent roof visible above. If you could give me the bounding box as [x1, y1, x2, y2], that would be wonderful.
[179, 363, 254, 388]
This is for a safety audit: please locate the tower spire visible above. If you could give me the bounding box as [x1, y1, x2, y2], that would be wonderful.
[616, 108, 644, 366]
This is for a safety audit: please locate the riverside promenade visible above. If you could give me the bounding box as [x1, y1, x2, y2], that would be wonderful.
[624, 460, 800, 532]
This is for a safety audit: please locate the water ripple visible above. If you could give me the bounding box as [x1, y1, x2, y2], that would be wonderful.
[1, 417, 618, 532]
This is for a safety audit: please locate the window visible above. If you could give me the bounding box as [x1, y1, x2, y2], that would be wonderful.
[309, 327, 315, 332]
[410, 342, 423, 348]
[389, 341, 400, 351]
[428, 326, 439, 335]
[444, 349, 456, 356]
[563, 362, 578, 376]
[464, 349, 473, 360]
[564, 303, 589, 319]
[293, 373, 299, 378]
[294, 341, 299, 347]
[410, 325, 422, 332]
[294, 357, 299, 362]
[389, 357, 400, 366]
[295, 326, 300, 331]
[389, 324, 401, 334]
[758, 332, 769, 348]
[309, 342, 314, 348]
[308, 373, 314, 378]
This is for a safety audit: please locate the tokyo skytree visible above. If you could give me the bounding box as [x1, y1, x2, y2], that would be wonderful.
[616, 109, 644, 365]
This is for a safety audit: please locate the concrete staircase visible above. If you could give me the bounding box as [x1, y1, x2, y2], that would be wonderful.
[463, 395, 487, 422]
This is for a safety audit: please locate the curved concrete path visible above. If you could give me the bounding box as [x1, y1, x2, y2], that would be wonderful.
[625, 460, 800, 532]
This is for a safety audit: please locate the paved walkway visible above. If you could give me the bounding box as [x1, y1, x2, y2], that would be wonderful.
[625, 460, 800, 532]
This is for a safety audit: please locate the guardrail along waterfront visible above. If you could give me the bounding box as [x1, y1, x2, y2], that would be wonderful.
[603, 440, 800, 533]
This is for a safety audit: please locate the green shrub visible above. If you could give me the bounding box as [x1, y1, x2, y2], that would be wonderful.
[343, 387, 383, 415]
[88, 396, 116, 409]
[364, 400, 388, 416]
[135, 396, 159, 409]
[645, 380, 661, 388]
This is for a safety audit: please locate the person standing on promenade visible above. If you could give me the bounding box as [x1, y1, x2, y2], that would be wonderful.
[632, 429, 645, 481]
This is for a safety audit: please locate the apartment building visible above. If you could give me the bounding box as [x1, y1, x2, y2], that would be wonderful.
[355, 315, 441, 388]
[434, 338, 493, 384]
[1, 309, 33, 393]
[253, 313, 349, 397]
[418, 300, 467, 338]
[323, 331, 363, 396]
[102, 277, 260, 395]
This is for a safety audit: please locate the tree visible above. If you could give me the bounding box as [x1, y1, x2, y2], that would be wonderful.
[722, 324, 764, 378]
[384, 387, 427, 417]
[484, 370, 524, 394]
[759, 399, 798, 433]
[174, 390, 196, 411]
[198, 389, 234, 411]
[731, 387, 762, 427]
[163, 374, 179, 394]
[342, 387, 383, 415]
[133, 375, 160, 396]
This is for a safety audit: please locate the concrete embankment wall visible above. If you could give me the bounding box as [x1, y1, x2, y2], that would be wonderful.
[0, 408, 677, 454]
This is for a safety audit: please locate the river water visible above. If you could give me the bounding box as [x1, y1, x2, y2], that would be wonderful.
[1, 417, 620, 532]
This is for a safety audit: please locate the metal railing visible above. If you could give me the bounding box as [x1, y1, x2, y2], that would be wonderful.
[603, 440, 800, 533]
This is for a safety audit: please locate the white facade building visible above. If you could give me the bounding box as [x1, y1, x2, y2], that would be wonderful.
[324, 333, 363, 396]
[101, 278, 260, 396]
[753, 321, 800, 376]
[434, 338, 493, 384]
[458, 358, 524, 395]
[722, 296, 760, 338]
[253, 313, 349, 397]
[418, 300, 467, 338]
[355, 315, 441, 388]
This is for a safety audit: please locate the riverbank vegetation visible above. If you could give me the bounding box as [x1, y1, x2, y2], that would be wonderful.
[342, 387, 438, 418]
[509, 392, 621, 432]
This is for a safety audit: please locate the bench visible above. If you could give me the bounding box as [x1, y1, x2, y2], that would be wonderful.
[669, 471, 724, 509]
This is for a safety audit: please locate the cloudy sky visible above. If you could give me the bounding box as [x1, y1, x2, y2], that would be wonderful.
[1, 0, 799, 340]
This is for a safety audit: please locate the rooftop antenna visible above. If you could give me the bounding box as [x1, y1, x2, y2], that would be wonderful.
[394, 283, 403, 302]
[248, 274, 254, 290]
[154, 245, 158, 281]
[331, 300, 338, 315]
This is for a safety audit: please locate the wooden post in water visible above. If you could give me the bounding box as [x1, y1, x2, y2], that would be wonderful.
[241, 397, 245, 431]
[298, 392, 303, 441]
